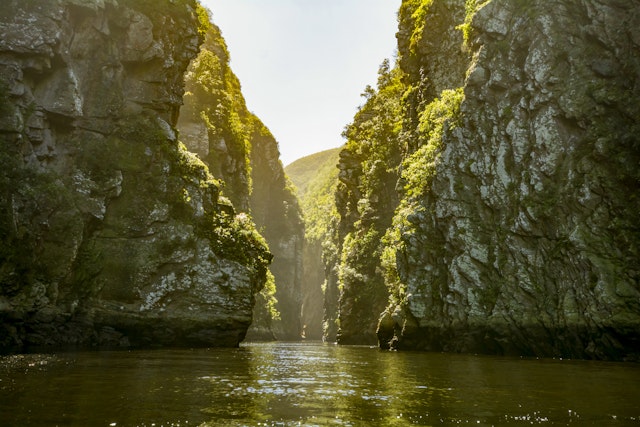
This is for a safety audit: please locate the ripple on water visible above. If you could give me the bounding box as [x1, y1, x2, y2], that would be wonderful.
[2, 343, 640, 426]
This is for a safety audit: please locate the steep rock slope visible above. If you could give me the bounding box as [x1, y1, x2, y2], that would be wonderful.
[0, 0, 270, 352]
[331, 60, 407, 345]
[248, 123, 304, 341]
[178, 22, 252, 211]
[381, 0, 640, 359]
[178, 20, 304, 341]
[375, 0, 640, 360]
[286, 148, 341, 340]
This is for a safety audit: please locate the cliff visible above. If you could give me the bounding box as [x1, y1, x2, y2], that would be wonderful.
[286, 148, 341, 340]
[329, 61, 405, 345]
[178, 19, 305, 341]
[336, 0, 640, 360]
[0, 0, 271, 352]
[248, 123, 305, 341]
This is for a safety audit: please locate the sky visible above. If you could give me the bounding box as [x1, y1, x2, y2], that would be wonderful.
[198, 0, 401, 166]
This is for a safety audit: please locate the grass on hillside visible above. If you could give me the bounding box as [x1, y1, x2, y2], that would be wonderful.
[284, 147, 342, 199]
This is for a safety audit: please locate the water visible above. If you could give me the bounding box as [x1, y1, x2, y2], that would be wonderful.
[1, 342, 639, 426]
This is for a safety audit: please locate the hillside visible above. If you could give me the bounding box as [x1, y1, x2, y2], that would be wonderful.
[285, 148, 341, 199]
[285, 147, 341, 340]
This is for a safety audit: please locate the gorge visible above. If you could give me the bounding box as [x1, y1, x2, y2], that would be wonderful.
[1, 0, 639, 364]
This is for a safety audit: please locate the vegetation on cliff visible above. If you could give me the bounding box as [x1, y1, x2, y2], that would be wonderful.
[322, 60, 404, 344]
[0, 0, 271, 352]
[286, 148, 341, 241]
[319, 0, 640, 359]
[285, 148, 341, 340]
[178, 10, 304, 341]
[179, 19, 253, 210]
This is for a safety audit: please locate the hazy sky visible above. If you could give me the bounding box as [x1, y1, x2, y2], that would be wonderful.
[198, 0, 401, 166]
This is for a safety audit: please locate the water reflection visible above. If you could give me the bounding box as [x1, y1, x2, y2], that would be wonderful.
[1, 342, 639, 426]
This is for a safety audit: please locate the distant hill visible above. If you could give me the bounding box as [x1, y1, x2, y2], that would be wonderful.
[285, 147, 342, 340]
[285, 147, 342, 200]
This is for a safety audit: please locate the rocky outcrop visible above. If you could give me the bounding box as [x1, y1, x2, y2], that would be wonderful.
[375, 0, 640, 360]
[328, 61, 404, 345]
[178, 19, 304, 341]
[0, 0, 271, 352]
[322, 0, 639, 360]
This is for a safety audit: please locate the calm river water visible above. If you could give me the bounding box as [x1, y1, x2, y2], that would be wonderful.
[1, 342, 639, 426]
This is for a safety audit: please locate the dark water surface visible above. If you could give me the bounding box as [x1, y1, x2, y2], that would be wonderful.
[1, 342, 639, 426]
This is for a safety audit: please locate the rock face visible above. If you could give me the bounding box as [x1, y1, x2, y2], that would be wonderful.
[248, 125, 305, 341]
[330, 0, 639, 360]
[178, 21, 305, 341]
[0, 0, 271, 352]
[327, 61, 404, 345]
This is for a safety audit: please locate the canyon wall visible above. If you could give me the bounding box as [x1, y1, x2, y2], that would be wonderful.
[335, 0, 639, 360]
[0, 0, 271, 352]
[178, 20, 305, 341]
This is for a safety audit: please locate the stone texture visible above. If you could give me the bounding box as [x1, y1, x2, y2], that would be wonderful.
[377, 0, 640, 360]
[0, 0, 270, 353]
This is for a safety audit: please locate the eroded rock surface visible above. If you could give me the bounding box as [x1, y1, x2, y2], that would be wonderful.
[311, 0, 639, 360]
[0, 0, 270, 352]
[376, 0, 640, 360]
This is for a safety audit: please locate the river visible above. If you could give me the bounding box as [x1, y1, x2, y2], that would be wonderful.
[1, 342, 639, 426]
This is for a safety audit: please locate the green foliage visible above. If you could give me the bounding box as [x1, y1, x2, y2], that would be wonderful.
[181, 23, 253, 207]
[338, 58, 405, 232]
[380, 214, 409, 307]
[195, 3, 213, 41]
[456, 0, 491, 47]
[343, 59, 404, 170]
[260, 270, 281, 321]
[286, 148, 341, 243]
[340, 60, 405, 223]
[304, 177, 339, 243]
[326, 59, 408, 340]
[285, 148, 341, 198]
[339, 227, 382, 285]
[198, 211, 272, 282]
[399, 0, 435, 56]
[401, 87, 464, 199]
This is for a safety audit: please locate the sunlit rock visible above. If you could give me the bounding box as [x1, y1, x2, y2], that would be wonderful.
[375, 0, 640, 361]
[0, 0, 270, 352]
